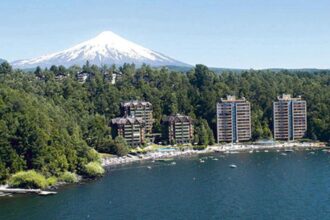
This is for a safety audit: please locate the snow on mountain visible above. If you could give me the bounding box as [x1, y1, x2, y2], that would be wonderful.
[11, 31, 189, 68]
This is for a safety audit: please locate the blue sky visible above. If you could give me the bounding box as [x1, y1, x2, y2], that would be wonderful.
[1, 0, 330, 69]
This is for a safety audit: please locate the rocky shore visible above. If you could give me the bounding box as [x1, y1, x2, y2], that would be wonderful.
[102, 141, 326, 167]
[1, 141, 325, 198]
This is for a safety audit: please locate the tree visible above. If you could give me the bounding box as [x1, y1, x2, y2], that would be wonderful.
[194, 119, 214, 146]
[111, 136, 129, 156]
[0, 62, 12, 75]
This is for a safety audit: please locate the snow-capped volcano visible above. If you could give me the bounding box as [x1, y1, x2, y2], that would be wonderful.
[11, 31, 189, 68]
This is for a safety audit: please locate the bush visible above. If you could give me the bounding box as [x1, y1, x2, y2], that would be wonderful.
[193, 145, 207, 151]
[47, 176, 58, 186]
[84, 162, 105, 178]
[86, 148, 101, 162]
[8, 170, 48, 189]
[0, 162, 9, 184]
[59, 171, 79, 183]
[112, 136, 129, 156]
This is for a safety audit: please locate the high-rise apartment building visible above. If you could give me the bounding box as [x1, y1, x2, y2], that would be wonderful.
[121, 101, 153, 134]
[217, 95, 251, 143]
[273, 94, 307, 140]
[111, 116, 145, 147]
[163, 114, 194, 144]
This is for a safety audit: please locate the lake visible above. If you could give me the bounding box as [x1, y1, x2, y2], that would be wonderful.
[1, 150, 330, 219]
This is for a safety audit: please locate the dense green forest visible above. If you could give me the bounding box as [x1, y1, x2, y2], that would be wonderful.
[0, 61, 329, 184]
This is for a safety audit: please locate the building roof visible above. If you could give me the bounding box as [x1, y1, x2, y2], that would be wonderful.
[121, 100, 152, 107]
[164, 114, 192, 123]
[111, 116, 144, 125]
[220, 95, 248, 103]
[277, 94, 303, 101]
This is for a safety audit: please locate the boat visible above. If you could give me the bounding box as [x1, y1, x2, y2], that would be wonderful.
[285, 148, 294, 152]
[280, 152, 287, 156]
[264, 150, 269, 153]
[147, 166, 152, 169]
[156, 158, 174, 162]
[229, 164, 237, 168]
[249, 150, 253, 153]
[38, 191, 57, 196]
[213, 158, 219, 161]
[171, 162, 176, 165]
[199, 160, 205, 163]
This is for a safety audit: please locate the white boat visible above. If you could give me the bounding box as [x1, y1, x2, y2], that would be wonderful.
[264, 150, 269, 153]
[230, 151, 239, 154]
[199, 160, 205, 163]
[249, 150, 253, 153]
[280, 152, 287, 156]
[213, 158, 219, 161]
[147, 166, 152, 169]
[38, 191, 57, 196]
[171, 162, 176, 165]
[229, 164, 237, 168]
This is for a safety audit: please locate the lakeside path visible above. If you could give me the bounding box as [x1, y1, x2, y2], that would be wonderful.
[102, 142, 326, 167]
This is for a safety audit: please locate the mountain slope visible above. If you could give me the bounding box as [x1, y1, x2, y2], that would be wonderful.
[12, 31, 189, 68]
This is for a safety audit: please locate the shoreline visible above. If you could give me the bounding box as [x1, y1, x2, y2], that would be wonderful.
[1, 141, 326, 198]
[101, 141, 326, 168]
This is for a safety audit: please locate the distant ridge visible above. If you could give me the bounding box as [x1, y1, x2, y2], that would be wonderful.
[165, 66, 330, 74]
[11, 31, 190, 69]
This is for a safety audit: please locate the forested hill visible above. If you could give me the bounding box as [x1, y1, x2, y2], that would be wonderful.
[0, 61, 329, 183]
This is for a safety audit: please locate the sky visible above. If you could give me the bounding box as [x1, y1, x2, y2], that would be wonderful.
[1, 0, 330, 69]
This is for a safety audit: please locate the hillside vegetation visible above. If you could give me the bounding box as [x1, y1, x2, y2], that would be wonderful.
[0, 61, 329, 184]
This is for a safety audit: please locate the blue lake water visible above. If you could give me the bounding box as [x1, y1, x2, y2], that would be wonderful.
[1, 150, 330, 220]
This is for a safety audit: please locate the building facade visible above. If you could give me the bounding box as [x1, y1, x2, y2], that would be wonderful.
[121, 101, 153, 134]
[111, 116, 145, 147]
[273, 94, 307, 141]
[163, 114, 194, 144]
[217, 95, 251, 143]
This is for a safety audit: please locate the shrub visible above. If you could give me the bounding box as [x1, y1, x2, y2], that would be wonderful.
[47, 176, 58, 186]
[86, 148, 101, 162]
[8, 170, 48, 189]
[59, 171, 79, 183]
[0, 162, 9, 184]
[193, 145, 207, 151]
[84, 162, 105, 178]
[112, 136, 129, 156]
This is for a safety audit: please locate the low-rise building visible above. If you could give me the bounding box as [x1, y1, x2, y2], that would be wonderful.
[103, 70, 123, 84]
[76, 71, 91, 83]
[121, 100, 153, 134]
[111, 116, 145, 147]
[217, 95, 251, 143]
[273, 94, 307, 141]
[55, 73, 68, 81]
[163, 114, 194, 144]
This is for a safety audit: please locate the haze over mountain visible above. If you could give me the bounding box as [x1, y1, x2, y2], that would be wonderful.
[11, 31, 189, 69]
